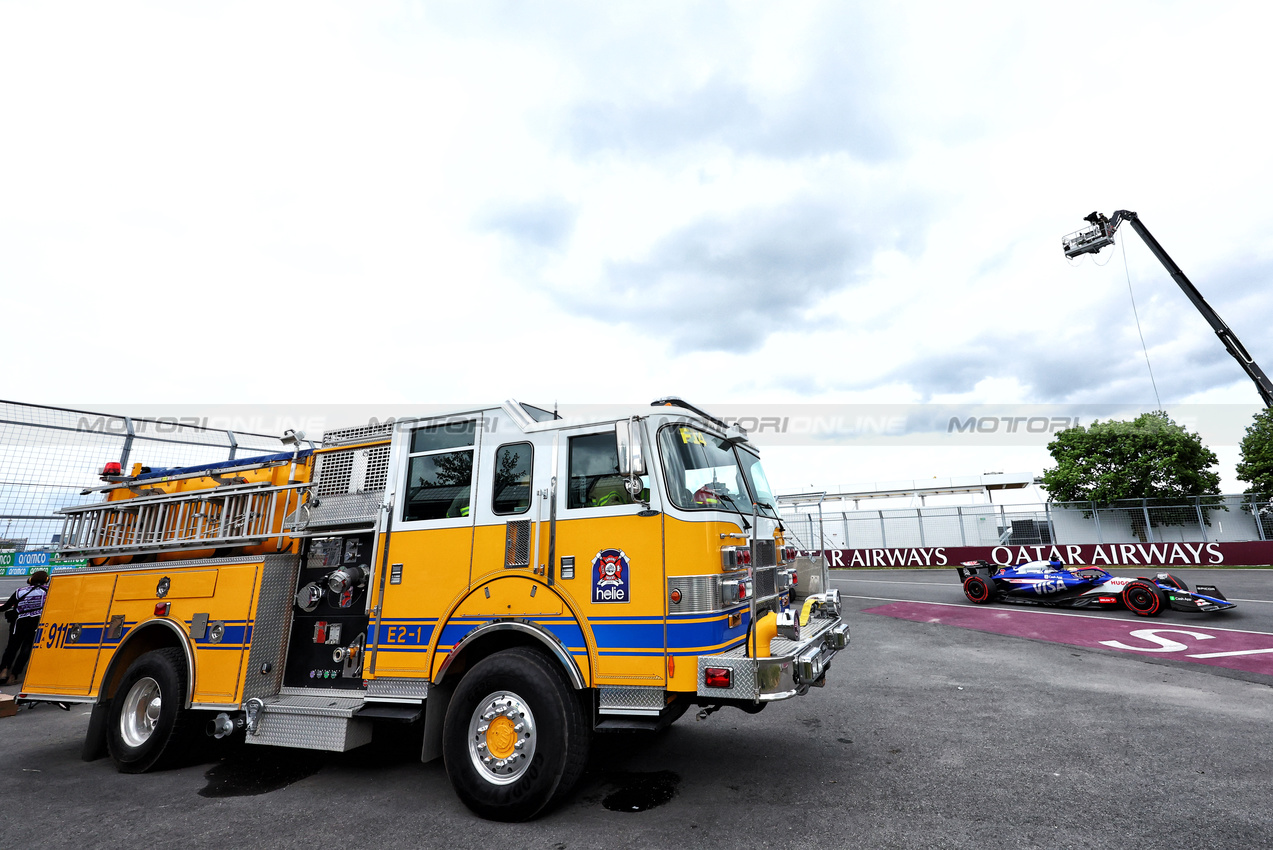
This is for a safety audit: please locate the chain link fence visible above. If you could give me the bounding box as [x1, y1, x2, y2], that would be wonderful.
[781, 494, 1273, 551]
[1, 400, 285, 564]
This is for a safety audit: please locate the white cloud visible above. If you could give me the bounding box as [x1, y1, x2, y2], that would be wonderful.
[3, 0, 1270, 488]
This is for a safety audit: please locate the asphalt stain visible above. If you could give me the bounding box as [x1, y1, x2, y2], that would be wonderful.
[601, 771, 680, 813]
[198, 751, 324, 798]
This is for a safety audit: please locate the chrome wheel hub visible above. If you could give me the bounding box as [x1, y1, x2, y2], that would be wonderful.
[467, 690, 536, 785]
[120, 676, 163, 748]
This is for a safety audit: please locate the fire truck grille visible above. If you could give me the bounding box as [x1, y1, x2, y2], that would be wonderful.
[754, 539, 777, 568]
[321, 422, 395, 447]
[505, 520, 531, 568]
[314, 445, 391, 497]
[754, 566, 776, 599]
[362, 446, 390, 492]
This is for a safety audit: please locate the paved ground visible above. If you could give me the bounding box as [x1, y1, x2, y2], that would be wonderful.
[0, 569, 1270, 849]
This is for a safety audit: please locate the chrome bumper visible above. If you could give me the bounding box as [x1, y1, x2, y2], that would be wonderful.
[696, 609, 850, 703]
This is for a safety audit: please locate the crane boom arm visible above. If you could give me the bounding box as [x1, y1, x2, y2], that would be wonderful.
[1062, 209, 1273, 408]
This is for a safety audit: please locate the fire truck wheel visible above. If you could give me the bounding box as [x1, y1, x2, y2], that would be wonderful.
[442, 647, 589, 821]
[106, 648, 197, 773]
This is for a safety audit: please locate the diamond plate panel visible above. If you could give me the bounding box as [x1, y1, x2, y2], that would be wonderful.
[754, 539, 777, 568]
[65, 554, 269, 576]
[768, 614, 840, 658]
[247, 711, 372, 752]
[243, 554, 300, 701]
[261, 694, 365, 716]
[289, 491, 383, 529]
[599, 686, 664, 715]
[366, 677, 430, 700]
[697, 648, 756, 700]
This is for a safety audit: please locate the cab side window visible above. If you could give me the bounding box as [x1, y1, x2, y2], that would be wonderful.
[492, 442, 533, 515]
[404, 421, 476, 521]
[567, 432, 634, 509]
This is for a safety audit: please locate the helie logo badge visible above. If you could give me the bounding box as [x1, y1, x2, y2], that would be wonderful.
[592, 548, 630, 603]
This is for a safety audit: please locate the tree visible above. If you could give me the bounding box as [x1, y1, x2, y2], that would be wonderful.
[1041, 411, 1220, 506]
[1236, 408, 1273, 538]
[1236, 408, 1273, 498]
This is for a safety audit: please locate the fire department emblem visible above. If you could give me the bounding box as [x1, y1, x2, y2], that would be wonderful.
[592, 548, 630, 603]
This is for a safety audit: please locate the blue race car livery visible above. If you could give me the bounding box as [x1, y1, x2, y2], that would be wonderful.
[956, 559, 1236, 617]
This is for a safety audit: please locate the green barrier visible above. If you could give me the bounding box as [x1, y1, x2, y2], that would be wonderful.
[1, 552, 89, 576]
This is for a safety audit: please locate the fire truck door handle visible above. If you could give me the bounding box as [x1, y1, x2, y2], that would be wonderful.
[546, 475, 557, 587]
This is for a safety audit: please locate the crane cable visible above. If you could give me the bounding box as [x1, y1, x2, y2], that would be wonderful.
[1122, 235, 1162, 409]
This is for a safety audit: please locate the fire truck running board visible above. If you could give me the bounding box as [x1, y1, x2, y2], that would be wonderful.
[355, 703, 423, 723]
[594, 717, 664, 732]
[247, 694, 372, 752]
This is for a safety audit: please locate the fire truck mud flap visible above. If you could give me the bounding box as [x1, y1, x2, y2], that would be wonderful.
[696, 615, 850, 702]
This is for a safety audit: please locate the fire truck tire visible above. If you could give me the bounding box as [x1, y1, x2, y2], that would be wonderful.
[442, 647, 589, 821]
[106, 648, 198, 773]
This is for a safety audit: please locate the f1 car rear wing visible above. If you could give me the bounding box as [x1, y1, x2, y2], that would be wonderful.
[956, 560, 997, 581]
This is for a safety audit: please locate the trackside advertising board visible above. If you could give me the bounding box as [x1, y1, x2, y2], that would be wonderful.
[812, 541, 1273, 569]
[1, 552, 89, 576]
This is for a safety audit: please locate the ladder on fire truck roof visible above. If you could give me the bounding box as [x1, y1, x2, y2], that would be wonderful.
[56, 456, 311, 559]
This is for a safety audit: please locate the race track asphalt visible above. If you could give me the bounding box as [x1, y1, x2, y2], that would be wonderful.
[0, 568, 1269, 849]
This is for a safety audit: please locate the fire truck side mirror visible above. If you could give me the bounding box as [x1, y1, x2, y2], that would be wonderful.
[616, 417, 646, 477]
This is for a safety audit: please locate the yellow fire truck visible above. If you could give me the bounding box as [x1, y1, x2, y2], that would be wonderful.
[21, 398, 849, 820]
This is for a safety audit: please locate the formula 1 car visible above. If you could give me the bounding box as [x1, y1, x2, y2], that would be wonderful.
[955, 559, 1236, 617]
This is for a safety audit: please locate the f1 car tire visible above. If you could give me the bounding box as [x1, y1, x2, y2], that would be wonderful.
[1122, 581, 1165, 617]
[963, 574, 997, 604]
[1156, 573, 1189, 591]
[442, 647, 590, 822]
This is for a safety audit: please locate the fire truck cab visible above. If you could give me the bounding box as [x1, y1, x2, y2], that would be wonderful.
[22, 398, 849, 820]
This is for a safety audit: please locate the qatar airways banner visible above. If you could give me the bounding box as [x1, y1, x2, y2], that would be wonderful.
[814, 541, 1273, 569]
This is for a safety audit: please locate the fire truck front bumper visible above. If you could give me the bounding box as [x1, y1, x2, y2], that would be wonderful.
[696, 608, 850, 703]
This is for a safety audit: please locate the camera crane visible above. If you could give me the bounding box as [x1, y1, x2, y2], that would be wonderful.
[1062, 209, 1273, 407]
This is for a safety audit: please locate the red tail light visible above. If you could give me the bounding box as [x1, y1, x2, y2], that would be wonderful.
[792, 570, 799, 586]
[154, 602, 170, 616]
[705, 667, 732, 688]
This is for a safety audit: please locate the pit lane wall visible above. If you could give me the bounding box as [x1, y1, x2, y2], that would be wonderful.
[812, 542, 1273, 569]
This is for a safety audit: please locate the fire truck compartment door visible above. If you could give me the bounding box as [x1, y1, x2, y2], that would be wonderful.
[22, 572, 118, 696]
[115, 570, 218, 600]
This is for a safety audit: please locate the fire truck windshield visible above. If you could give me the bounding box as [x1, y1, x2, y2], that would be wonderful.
[657, 425, 778, 517]
[736, 448, 777, 515]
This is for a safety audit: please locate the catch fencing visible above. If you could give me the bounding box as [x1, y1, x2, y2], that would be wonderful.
[0, 400, 285, 567]
[780, 495, 1273, 552]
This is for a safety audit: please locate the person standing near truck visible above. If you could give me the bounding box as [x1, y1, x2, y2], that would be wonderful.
[0, 570, 49, 685]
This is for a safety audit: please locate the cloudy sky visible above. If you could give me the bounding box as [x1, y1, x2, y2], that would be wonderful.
[3, 1, 1270, 495]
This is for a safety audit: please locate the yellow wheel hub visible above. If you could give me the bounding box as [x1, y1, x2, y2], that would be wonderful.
[485, 715, 517, 759]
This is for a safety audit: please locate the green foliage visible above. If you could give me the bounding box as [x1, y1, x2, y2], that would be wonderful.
[1041, 411, 1220, 505]
[1236, 408, 1273, 498]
